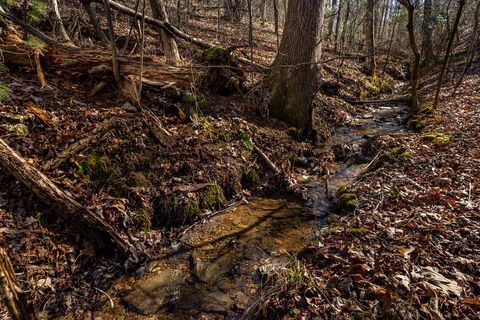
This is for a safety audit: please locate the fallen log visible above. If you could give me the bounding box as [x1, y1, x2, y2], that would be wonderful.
[0, 248, 36, 320]
[43, 119, 117, 171]
[0, 139, 138, 258]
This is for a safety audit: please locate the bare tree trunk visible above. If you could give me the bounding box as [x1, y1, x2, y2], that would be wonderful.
[327, 0, 337, 40]
[103, 0, 121, 85]
[399, 0, 420, 112]
[333, 0, 342, 47]
[273, 0, 279, 48]
[51, 0, 73, 44]
[81, 0, 108, 42]
[149, 0, 181, 65]
[421, 0, 434, 68]
[452, 0, 480, 96]
[364, 0, 376, 76]
[433, 0, 466, 108]
[382, 6, 398, 76]
[268, 0, 326, 135]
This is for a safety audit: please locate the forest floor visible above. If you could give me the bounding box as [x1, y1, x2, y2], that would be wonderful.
[0, 4, 479, 320]
[263, 65, 480, 319]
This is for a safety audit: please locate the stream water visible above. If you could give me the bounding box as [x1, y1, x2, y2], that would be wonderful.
[89, 100, 410, 319]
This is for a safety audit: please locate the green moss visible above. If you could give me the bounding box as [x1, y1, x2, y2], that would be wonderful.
[187, 201, 201, 217]
[204, 46, 226, 59]
[420, 103, 434, 114]
[25, 37, 45, 49]
[9, 123, 29, 136]
[322, 226, 340, 236]
[132, 208, 151, 233]
[359, 73, 394, 98]
[242, 168, 260, 187]
[239, 130, 253, 150]
[0, 82, 10, 101]
[352, 311, 369, 319]
[78, 149, 114, 182]
[385, 311, 401, 320]
[130, 172, 151, 187]
[288, 127, 301, 139]
[346, 227, 369, 238]
[422, 132, 451, 143]
[387, 147, 412, 158]
[331, 193, 359, 213]
[326, 214, 338, 224]
[202, 185, 226, 210]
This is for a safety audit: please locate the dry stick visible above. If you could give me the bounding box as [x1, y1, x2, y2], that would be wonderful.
[252, 144, 280, 175]
[0, 139, 137, 258]
[43, 119, 117, 171]
[122, 0, 141, 55]
[0, 248, 36, 320]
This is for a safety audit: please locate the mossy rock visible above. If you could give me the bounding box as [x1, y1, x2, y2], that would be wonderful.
[387, 147, 412, 158]
[183, 94, 215, 116]
[331, 192, 359, 214]
[346, 227, 369, 238]
[202, 185, 226, 210]
[130, 172, 151, 187]
[322, 226, 340, 236]
[422, 132, 451, 144]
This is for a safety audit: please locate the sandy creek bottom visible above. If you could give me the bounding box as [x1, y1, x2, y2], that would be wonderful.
[82, 102, 409, 319]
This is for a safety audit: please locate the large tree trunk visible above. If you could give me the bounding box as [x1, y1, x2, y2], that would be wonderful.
[421, 0, 435, 68]
[268, 0, 326, 135]
[149, 0, 181, 65]
[399, 0, 420, 112]
[0, 139, 137, 258]
[364, 0, 376, 76]
[433, 0, 466, 108]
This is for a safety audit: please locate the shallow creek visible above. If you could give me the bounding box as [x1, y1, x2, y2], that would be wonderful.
[90, 101, 410, 319]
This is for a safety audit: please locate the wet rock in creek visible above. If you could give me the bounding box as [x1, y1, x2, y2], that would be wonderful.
[122, 268, 186, 315]
[192, 252, 235, 285]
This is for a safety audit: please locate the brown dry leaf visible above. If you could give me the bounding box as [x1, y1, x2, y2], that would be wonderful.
[396, 246, 415, 259]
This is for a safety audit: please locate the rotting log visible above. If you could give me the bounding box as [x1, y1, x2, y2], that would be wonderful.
[0, 248, 36, 320]
[0, 42, 196, 89]
[0, 139, 138, 258]
[43, 119, 117, 171]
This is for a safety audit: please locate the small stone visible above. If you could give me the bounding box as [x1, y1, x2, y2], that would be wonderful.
[121, 102, 138, 112]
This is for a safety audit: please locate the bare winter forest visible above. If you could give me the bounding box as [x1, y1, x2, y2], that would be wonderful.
[0, 0, 479, 319]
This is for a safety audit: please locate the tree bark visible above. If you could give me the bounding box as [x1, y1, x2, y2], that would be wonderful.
[433, 0, 466, 108]
[0, 139, 138, 258]
[364, 0, 376, 76]
[398, 0, 420, 112]
[421, 0, 435, 68]
[149, 0, 181, 65]
[81, 0, 108, 42]
[103, 0, 121, 86]
[327, 0, 337, 40]
[268, 0, 326, 135]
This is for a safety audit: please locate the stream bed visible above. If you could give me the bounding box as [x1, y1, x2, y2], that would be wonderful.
[90, 101, 410, 319]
